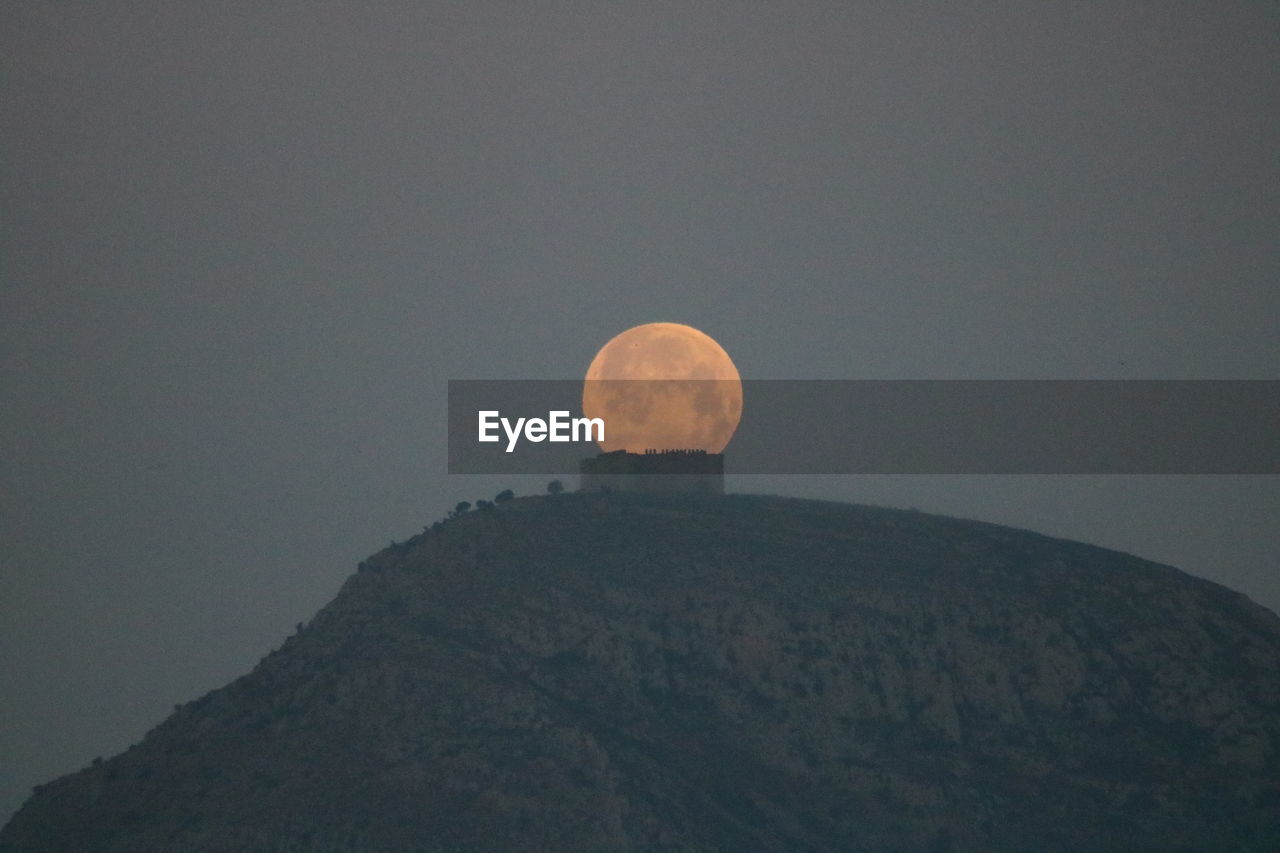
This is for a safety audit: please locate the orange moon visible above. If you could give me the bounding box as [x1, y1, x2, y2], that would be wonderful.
[582, 322, 743, 453]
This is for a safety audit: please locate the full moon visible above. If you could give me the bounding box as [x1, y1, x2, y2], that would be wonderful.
[582, 322, 743, 453]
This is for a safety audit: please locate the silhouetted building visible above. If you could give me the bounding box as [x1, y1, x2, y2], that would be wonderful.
[579, 449, 723, 495]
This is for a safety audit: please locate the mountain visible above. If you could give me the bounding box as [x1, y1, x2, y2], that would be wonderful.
[3, 493, 1279, 851]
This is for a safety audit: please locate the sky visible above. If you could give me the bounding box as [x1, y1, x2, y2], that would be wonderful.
[2, 1, 1277, 825]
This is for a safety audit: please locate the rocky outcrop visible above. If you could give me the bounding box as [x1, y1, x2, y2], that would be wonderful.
[4, 493, 1278, 851]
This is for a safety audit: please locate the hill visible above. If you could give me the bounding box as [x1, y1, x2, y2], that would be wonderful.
[3, 493, 1278, 851]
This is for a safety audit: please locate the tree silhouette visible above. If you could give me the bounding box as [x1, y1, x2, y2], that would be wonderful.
[494, 489, 514, 504]
[546, 480, 564, 495]
[452, 501, 471, 517]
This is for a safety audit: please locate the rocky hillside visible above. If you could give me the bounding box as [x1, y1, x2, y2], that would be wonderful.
[3, 493, 1279, 851]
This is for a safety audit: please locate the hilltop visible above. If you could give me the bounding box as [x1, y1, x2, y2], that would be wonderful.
[3, 493, 1278, 851]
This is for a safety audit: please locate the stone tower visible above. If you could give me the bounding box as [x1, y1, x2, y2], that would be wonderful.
[578, 449, 724, 494]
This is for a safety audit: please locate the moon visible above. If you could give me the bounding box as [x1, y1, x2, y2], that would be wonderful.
[582, 322, 743, 453]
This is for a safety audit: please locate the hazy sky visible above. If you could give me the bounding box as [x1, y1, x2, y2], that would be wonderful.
[2, 2, 1276, 824]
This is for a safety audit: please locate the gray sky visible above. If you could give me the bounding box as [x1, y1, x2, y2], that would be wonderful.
[2, 2, 1276, 824]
